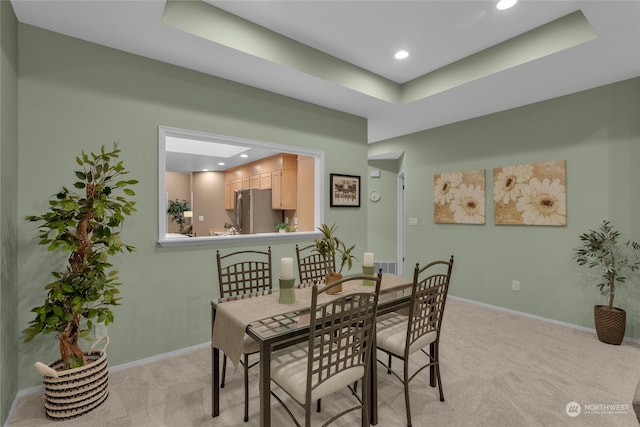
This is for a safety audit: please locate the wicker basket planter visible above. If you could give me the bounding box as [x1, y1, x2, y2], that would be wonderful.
[35, 336, 110, 420]
[594, 306, 626, 345]
[326, 273, 343, 294]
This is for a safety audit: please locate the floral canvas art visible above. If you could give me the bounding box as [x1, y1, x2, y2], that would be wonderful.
[434, 169, 485, 224]
[493, 160, 566, 225]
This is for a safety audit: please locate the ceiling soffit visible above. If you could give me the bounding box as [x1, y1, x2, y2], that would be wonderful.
[162, 1, 596, 106]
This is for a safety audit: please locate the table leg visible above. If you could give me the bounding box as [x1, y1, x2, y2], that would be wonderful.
[369, 336, 378, 425]
[211, 303, 220, 417]
[212, 347, 220, 416]
[259, 341, 272, 427]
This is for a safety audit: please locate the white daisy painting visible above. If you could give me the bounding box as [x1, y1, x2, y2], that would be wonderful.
[434, 169, 485, 224]
[493, 160, 566, 226]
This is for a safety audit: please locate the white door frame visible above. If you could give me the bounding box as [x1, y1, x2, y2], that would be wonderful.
[396, 170, 405, 276]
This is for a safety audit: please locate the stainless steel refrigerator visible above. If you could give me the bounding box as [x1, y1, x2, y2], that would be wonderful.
[234, 188, 283, 234]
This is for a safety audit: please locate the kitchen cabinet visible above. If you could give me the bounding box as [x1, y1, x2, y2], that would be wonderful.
[296, 156, 315, 231]
[259, 172, 272, 189]
[225, 179, 238, 210]
[241, 177, 250, 190]
[225, 153, 297, 210]
[271, 169, 296, 210]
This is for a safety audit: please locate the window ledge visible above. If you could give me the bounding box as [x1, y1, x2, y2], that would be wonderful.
[157, 231, 321, 247]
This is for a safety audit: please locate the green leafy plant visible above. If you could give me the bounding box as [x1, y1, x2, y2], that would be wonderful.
[574, 220, 640, 309]
[313, 223, 357, 275]
[276, 222, 296, 232]
[167, 199, 190, 232]
[23, 144, 138, 370]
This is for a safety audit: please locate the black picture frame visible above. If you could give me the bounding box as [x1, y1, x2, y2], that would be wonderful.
[330, 173, 361, 207]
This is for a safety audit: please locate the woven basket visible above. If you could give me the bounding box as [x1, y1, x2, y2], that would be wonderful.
[36, 336, 110, 420]
[594, 305, 626, 345]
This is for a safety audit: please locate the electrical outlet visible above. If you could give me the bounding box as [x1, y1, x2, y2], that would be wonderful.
[408, 217, 418, 226]
[512, 280, 520, 291]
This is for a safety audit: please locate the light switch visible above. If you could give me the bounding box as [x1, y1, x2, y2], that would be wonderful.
[408, 217, 418, 226]
[198, 215, 204, 221]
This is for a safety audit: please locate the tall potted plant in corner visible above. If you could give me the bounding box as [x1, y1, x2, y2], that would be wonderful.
[574, 220, 640, 345]
[313, 223, 357, 294]
[167, 198, 190, 233]
[23, 143, 138, 420]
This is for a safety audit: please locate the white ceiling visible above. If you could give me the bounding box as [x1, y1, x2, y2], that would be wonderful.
[10, 0, 640, 144]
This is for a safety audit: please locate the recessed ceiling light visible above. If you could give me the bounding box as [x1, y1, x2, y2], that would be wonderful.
[240, 154, 248, 158]
[497, 0, 517, 10]
[394, 50, 409, 60]
[201, 169, 209, 171]
[217, 162, 225, 166]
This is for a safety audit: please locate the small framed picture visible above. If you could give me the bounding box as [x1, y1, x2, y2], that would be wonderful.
[330, 173, 361, 207]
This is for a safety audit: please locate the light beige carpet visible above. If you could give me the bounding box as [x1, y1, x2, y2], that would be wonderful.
[7, 298, 640, 426]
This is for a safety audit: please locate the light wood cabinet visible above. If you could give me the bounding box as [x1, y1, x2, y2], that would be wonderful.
[296, 156, 315, 231]
[225, 153, 297, 210]
[271, 169, 297, 210]
[259, 172, 272, 189]
[224, 179, 238, 210]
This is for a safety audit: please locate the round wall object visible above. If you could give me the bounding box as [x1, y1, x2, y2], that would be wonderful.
[369, 190, 381, 202]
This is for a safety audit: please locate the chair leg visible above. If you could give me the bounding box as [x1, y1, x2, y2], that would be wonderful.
[434, 345, 444, 402]
[221, 354, 227, 388]
[361, 374, 369, 427]
[244, 353, 249, 422]
[403, 358, 412, 427]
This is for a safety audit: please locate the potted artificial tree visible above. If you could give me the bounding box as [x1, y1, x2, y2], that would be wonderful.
[167, 198, 191, 233]
[574, 220, 640, 345]
[313, 223, 357, 294]
[23, 144, 137, 419]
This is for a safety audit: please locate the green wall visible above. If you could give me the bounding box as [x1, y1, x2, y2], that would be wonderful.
[0, 0, 19, 423]
[368, 77, 640, 340]
[366, 160, 401, 263]
[16, 24, 369, 390]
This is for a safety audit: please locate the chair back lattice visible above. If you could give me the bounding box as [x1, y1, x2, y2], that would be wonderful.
[216, 248, 273, 298]
[406, 256, 454, 355]
[296, 244, 335, 285]
[305, 272, 382, 406]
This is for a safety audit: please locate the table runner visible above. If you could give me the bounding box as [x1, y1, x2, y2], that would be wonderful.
[211, 275, 410, 368]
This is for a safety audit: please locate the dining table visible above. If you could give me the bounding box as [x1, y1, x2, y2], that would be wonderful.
[210, 273, 434, 427]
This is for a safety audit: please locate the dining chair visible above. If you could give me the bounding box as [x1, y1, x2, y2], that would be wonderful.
[375, 255, 454, 427]
[216, 247, 273, 422]
[296, 243, 335, 285]
[270, 272, 383, 427]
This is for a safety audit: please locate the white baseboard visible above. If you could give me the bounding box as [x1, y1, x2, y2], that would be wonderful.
[448, 295, 640, 345]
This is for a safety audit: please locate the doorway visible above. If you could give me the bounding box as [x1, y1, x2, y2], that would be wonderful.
[397, 171, 405, 276]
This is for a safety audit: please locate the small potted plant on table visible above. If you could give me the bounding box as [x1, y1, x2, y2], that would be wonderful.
[313, 223, 357, 294]
[574, 220, 640, 345]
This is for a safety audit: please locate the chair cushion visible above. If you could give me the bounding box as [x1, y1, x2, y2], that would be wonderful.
[376, 313, 437, 357]
[242, 334, 260, 354]
[271, 342, 364, 404]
